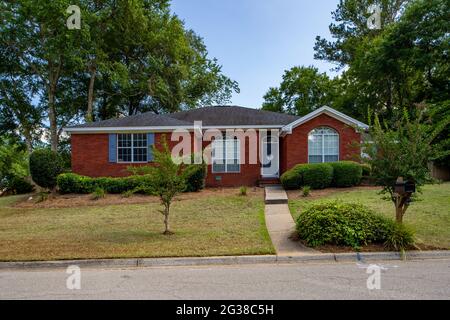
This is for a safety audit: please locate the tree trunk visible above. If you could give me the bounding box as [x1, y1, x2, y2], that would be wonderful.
[394, 194, 410, 224]
[86, 65, 96, 122]
[23, 128, 33, 154]
[48, 88, 58, 152]
[163, 204, 172, 235]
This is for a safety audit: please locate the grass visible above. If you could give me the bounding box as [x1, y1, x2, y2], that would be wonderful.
[0, 191, 274, 261]
[289, 183, 450, 249]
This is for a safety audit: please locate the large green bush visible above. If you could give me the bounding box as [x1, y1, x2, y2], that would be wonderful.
[57, 173, 154, 194]
[30, 149, 64, 190]
[184, 163, 207, 192]
[7, 176, 34, 194]
[280, 167, 302, 190]
[329, 161, 362, 187]
[302, 163, 334, 189]
[295, 200, 414, 249]
[281, 164, 333, 190]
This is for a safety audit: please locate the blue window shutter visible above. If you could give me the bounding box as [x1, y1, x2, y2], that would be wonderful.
[108, 134, 117, 163]
[147, 133, 155, 162]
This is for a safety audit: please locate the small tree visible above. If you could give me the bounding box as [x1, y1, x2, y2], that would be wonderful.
[147, 138, 186, 235]
[364, 108, 448, 223]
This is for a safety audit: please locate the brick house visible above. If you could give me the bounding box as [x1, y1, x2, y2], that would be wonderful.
[65, 106, 368, 187]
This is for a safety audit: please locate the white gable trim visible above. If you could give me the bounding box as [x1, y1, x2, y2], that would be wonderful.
[282, 106, 369, 135]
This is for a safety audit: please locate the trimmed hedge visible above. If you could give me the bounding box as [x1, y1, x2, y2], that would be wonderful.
[30, 149, 64, 190]
[57, 162, 207, 195]
[329, 161, 362, 187]
[280, 168, 302, 190]
[281, 163, 333, 190]
[57, 173, 154, 194]
[281, 161, 364, 190]
[296, 200, 415, 249]
[302, 163, 334, 189]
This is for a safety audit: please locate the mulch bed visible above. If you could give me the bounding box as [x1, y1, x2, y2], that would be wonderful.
[12, 187, 264, 209]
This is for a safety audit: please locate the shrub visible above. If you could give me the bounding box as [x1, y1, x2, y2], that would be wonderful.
[280, 168, 302, 190]
[384, 222, 415, 251]
[295, 200, 415, 249]
[239, 186, 247, 196]
[360, 163, 372, 177]
[184, 163, 207, 192]
[329, 161, 363, 187]
[8, 176, 34, 194]
[57, 173, 154, 194]
[30, 149, 64, 190]
[57, 173, 95, 194]
[281, 164, 333, 190]
[91, 187, 106, 200]
[302, 163, 333, 189]
[302, 186, 311, 197]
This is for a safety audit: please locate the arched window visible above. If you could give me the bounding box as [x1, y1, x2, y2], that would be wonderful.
[308, 127, 339, 163]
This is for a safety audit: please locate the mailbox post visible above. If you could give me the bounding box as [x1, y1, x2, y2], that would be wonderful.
[393, 177, 416, 223]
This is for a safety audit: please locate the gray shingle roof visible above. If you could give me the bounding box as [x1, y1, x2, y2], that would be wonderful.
[68, 112, 191, 128]
[168, 106, 300, 126]
[67, 106, 300, 129]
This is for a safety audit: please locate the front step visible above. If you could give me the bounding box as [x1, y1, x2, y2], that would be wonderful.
[264, 186, 288, 204]
[258, 178, 281, 187]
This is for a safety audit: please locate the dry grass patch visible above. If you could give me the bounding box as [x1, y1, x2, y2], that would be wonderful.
[0, 188, 274, 261]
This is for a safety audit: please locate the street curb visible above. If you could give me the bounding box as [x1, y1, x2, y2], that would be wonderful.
[0, 251, 448, 271]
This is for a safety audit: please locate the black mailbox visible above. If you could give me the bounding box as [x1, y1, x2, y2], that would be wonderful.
[405, 181, 416, 193]
[394, 181, 416, 194]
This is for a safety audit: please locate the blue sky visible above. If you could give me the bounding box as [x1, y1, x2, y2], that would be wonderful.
[171, 0, 340, 108]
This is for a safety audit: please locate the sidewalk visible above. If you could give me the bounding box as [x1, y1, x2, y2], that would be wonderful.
[264, 186, 319, 256]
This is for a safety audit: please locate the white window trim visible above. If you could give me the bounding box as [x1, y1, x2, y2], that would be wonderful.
[117, 133, 148, 164]
[211, 138, 241, 174]
[308, 127, 340, 164]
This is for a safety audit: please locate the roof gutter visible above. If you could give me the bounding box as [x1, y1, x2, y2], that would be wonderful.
[63, 125, 285, 134]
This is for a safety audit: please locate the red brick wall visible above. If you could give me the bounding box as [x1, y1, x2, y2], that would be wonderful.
[281, 114, 361, 172]
[71, 131, 262, 187]
[71, 115, 362, 187]
[71, 133, 176, 178]
[204, 132, 261, 188]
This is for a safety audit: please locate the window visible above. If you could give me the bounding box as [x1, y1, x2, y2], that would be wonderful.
[117, 133, 147, 163]
[212, 137, 240, 173]
[308, 127, 339, 163]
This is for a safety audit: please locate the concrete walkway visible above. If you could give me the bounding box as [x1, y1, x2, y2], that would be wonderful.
[264, 186, 318, 256]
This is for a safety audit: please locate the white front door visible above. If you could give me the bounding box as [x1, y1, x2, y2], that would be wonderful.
[261, 131, 280, 178]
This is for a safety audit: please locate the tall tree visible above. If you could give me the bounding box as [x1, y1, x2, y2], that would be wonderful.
[262, 66, 335, 116]
[314, 0, 409, 68]
[314, 0, 449, 123]
[1, 0, 238, 150]
[0, 0, 88, 151]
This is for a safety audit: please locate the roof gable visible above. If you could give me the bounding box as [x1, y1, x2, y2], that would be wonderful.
[282, 106, 369, 134]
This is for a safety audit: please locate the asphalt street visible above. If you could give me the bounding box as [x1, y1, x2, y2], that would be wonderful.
[1, 259, 449, 300]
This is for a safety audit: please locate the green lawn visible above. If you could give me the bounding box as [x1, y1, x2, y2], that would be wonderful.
[289, 183, 450, 249]
[0, 191, 274, 261]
